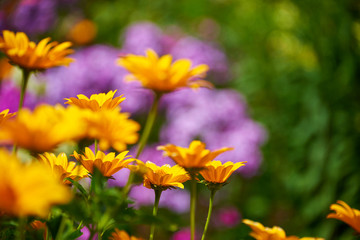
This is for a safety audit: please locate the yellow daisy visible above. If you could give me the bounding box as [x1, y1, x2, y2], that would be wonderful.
[84, 110, 140, 152]
[38, 152, 89, 184]
[64, 90, 125, 112]
[0, 104, 86, 153]
[200, 160, 246, 184]
[0, 149, 71, 217]
[73, 147, 134, 177]
[157, 140, 233, 171]
[109, 228, 144, 240]
[0, 109, 16, 125]
[117, 49, 212, 93]
[243, 219, 324, 240]
[143, 161, 190, 190]
[0, 57, 13, 81]
[327, 200, 360, 233]
[0, 30, 74, 71]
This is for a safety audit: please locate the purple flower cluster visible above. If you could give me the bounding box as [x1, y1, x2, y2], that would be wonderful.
[1, 0, 56, 35]
[161, 88, 266, 177]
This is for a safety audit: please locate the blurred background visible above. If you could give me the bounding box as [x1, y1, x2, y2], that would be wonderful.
[1, 0, 360, 239]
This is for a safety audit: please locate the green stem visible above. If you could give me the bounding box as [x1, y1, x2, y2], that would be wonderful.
[94, 139, 98, 153]
[201, 190, 216, 240]
[16, 217, 26, 240]
[12, 68, 31, 155]
[136, 93, 160, 159]
[123, 93, 161, 196]
[149, 189, 162, 240]
[18, 68, 31, 111]
[55, 215, 66, 240]
[190, 177, 197, 240]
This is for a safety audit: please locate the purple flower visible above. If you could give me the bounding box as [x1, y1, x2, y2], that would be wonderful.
[77, 226, 97, 240]
[170, 37, 230, 84]
[121, 22, 164, 55]
[9, 0, 57, 35]
[172, 228, 200, 240]
[161, 88, 266, 177]
[213, 206, 241, 228]
[44, 44, 151, 114]
[0, 80, 38, 112]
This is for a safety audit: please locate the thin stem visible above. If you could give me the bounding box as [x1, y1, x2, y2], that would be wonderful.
[94, 139, 98, 153]
[123, 93, 161, 196]
[16, 217, 26, 240]
[201, 190, 216, 240]
[55, 215, 66, 240]
[18, 68, 31, 111]
[136, 93, 160, 158]
[190, 177, 197, 240]
[12, 68, 31, 155]
[149, 189, 162, 240]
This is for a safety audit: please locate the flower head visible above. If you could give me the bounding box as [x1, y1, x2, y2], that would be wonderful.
[157, 140, 233, 171]
[109, 228, 144, 240]
[84, 110, 140, 152]
[142, 161, 190, 190]
[0, 104, 86, 153]
[0, 109, 15, 125]
[38, 152, 88, 184]
[117, 49, 212, 93]
[327, 200, 360, 233]
[73, 147, 134, 177]
[242, 219, 324, 240]
[0, 30, 74, 71]
[65, 90, 125, 112]
[0, 149, 71, 217]
[200, 161, 246, 190]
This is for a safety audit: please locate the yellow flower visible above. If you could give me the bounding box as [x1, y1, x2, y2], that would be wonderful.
[38, 152, 89, 184]
[64, 90, 125, 112]
[73, 147, 134, 177]
[117, 49, 212, 93]
[0, 109, 15, 125]
[327, 200, 360, 233]
[0, 149, 71, 217]
[0, 104, 86, 153]
[84, 110, 140, 152]
[200, 160, 246, 184]
[157, 140, 233, 170]
[143, 161, 190, 190]
[109, 228, 144, 240]
[243, 219, 324, 240]
[0, 30, 74, 71]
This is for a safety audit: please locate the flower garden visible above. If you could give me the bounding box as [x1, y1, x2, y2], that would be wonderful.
[0, 1, 359, 240]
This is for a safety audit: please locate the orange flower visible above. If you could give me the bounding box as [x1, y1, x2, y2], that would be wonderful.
[0, 149, 71, 217]
[0, 57, 13, 81]
[64, 90, 125, 112]
[109, 228, 144, 240]
[117, 49, 212, 93]
[0, 30, 74, 71]
[143, 161, 190, 190]
[73, 147, 134, 177]
[0, 104, 86, 153]
[327, 200, 360, 233]
[243, 219, 324, 240]
[157, 140, 233, 170]
[200, 161, 246, 184]
[0, 109, 15, 125]
[84, 110, 140, 152]
[38, 152, 88, 184]
[67, 19, 97, 45]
